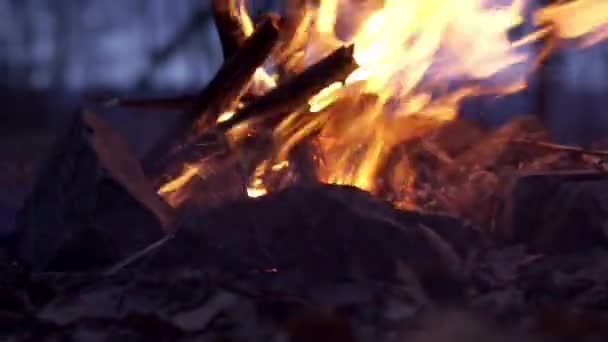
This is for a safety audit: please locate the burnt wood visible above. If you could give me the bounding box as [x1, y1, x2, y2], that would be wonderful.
[217, 45, 359, 132]
[144, 17, 280, 184]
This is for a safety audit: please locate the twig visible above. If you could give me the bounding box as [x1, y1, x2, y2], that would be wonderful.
[419, 139, 454, 165]
[103, 234, 174, 276]
[512, 138, 608, 157]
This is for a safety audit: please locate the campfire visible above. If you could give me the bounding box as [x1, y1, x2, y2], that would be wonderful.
[137, 0, 608, 215]
[5, 0, 608, 341]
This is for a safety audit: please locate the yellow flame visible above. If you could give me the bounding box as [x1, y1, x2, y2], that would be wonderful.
[271, 160, 290, 171]
[266, 0, 534, 194]
[237, 0, 255, 36]
[309, 82, 344, 112]
[317, 0, 339, 35]
[217, 110, 236, 123]
[250, 0, 608, 197]
[250, 67, 277, 95]
[160, 0, 608, 204]
[247, 176, 268, 198]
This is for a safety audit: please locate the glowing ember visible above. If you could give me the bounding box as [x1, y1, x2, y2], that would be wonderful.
[158, 164, 200, 195]
[159, 0, 608, 206]
[217, 110, 236, 123]
[247, 178, 268, 198]
[309, 81, 344, 113]
[250, 67, 278, 95]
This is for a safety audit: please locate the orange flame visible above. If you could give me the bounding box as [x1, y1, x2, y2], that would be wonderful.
[159, 0, 608, 205]
[246, 0, 608, 198]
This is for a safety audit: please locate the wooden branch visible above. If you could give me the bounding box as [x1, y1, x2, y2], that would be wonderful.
[143, 17, 279, 182]
[217, 45, 358, 132]
[511, 138, 608, 157]
[104, 234, 174, 275]
[213, 0, 249, 59]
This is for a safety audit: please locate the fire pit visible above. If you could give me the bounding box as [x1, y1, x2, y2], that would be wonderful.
[3, 0, 608, 341]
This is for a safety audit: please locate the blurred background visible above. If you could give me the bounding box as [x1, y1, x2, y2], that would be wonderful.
[0, 0, 282, 91]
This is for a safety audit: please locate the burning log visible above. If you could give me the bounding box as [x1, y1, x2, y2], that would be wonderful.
[159, 145, 264, 210]
[12, 111, 171, 270]
[178, 16, 279, 130]
[144, 17, 280, 182]
[212, 0, 249, 60]
[148, 44, 357, 191]
[216, 45, 358, 132]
